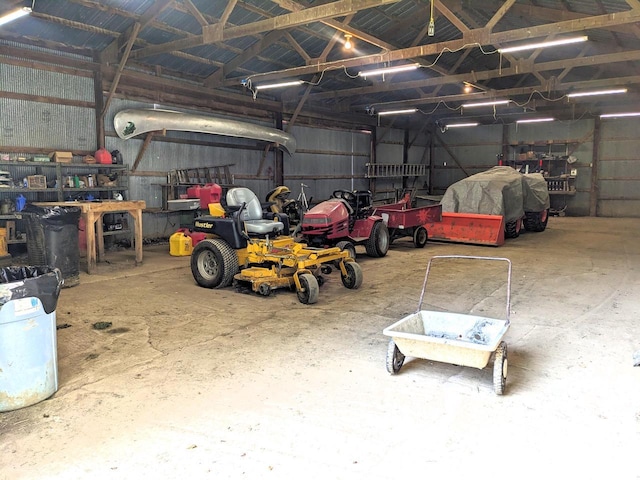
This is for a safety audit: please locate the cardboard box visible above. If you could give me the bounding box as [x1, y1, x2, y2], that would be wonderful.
[27, 175, 47, 189]
[48, 151, 73, 163]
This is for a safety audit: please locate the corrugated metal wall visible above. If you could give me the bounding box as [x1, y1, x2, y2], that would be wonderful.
[598, 118, 640, 217]
[286, 124, 371, 204]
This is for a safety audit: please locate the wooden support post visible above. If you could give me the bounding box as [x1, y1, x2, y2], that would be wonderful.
[589, 117, 601, 217]
[402, 129, 409, 191]
[274, 113, 284, 185]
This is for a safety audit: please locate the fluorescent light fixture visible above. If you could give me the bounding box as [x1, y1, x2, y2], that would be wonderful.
[359, 64, 419, 78]
[254, 80, 303, 91]
[446, 122, 479, 128]
[461, 100, 510, 108]
[516, 118, 555, 124]
[498, 36, 588, 54]
[567, 88, 627, 98]
[0, 7, 31, 27]
[377, 108, 417, 116]
[600, 112, 640, 118]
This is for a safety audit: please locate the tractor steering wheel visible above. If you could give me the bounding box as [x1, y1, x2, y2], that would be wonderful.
[332, 189, 356, 203]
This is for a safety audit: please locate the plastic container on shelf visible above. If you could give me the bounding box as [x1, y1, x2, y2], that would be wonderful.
[187, 183, 222, 209]
[95, 147, 112, 165]
[0, 266, 63, 412]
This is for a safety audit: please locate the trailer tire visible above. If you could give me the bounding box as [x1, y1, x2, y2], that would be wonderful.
[341, 261, 363, 289]
[413, 226, 428, 248]
[505, 219, 522, 238]
[523, 209, 549, 232]
[365, 221, 390, 257]
[386, 340, 405, 374]
[297, 273, 319, 305]
[191, 239, 239, 289]
[493, 341, 508, 395]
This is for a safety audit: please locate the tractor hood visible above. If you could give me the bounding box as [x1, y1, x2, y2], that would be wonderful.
[302, 199, 350, 226]
[114, 108, 297, 155]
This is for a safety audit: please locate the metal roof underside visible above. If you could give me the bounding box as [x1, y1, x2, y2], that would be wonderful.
[1, 0, 639, 129]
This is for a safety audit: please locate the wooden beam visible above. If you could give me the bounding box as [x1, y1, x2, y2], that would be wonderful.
[434, 131, 470, 177]
[485, 0, 516, 31]
[286, 75, 319, 132]
[625, 0, 640, 10]
[102, 22, 141, 117]
[132, 131, 164, 173]
[183, 0, 208, 27]
[310, 49, 640, 101]
[225, 8, 640, 85]
[284, 32, 311, 63]
[219, 0, 238, 27]
[0, 90, 94, 108]
[434, 0, 469, 33]
[131, 0, 401, 59]
[590, 117, 601, 216]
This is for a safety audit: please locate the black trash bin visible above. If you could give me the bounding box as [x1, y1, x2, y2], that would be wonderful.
[23, 204, 81, 287]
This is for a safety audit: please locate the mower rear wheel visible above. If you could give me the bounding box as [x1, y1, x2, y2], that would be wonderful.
[191, 239, 239, 289]
[365, 221, 390, 258]
[341, 261, 363, 289]
[413, 226, 428, 248]
[297, 273, 319, 305]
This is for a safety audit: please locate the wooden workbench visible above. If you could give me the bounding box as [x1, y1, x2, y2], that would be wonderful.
[34, 200, 146, 274]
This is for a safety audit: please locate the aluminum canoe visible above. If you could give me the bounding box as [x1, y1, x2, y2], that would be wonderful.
[113, 108, 296, 155]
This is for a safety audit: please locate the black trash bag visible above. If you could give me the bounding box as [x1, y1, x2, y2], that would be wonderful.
[22, 204, 81, 287]
[0, 266, 63, 314]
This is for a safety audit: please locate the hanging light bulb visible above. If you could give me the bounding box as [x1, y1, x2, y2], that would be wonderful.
[428, 0, 435, 36]
[344, 34, 353, 50]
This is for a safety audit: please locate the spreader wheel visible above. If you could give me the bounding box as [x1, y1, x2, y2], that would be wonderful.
[386, 340, 405, 374]
[493, 341, 508, 395]
[190, 239, 239, 288]
[413, 226, 428, 248]
[341, 261, 363, 289]
[297, 273, 319, 305]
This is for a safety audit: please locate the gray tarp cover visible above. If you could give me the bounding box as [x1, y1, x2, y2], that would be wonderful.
[441, 166, 549, 223]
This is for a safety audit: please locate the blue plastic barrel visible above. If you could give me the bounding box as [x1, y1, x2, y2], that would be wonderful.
[0, 266, 63, 412]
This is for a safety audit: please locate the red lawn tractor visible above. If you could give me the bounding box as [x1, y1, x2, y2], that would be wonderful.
[299, 189, 390, 259]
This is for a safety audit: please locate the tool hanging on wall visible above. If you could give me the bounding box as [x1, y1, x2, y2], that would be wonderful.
[428, 0, 435, 36]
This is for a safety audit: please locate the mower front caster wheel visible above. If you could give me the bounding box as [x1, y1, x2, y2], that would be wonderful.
[341, 261, 363, 289]
[297, 273, 319, 305]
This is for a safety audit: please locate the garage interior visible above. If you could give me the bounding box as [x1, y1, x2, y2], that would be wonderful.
[1, 0, 639, 477]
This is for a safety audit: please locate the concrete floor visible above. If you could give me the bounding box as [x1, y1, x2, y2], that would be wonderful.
[1, 217, 639, 479]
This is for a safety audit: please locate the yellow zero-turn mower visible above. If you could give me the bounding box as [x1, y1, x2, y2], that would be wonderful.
[190, 187, 363, 304]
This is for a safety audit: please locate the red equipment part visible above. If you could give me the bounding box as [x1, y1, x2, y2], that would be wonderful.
[187, 183, 222, 209]
[424, 212, 505, 247]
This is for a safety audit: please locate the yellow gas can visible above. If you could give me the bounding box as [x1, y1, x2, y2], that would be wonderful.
[169, 231, 193, 256]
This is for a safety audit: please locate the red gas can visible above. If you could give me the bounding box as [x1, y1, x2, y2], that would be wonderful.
[95, 148, 112, 165]
[186, 183, 222, 209]
[176, 228, 206, 247]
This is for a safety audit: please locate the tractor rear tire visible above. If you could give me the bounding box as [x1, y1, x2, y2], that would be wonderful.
[297, 273, 319, 305]
[523, 209, 549, 232]
[191, 239, 239, 288]
[365, 221, 390, 257]
[341, 261, 363, 289]
[413, 226, 428, 248]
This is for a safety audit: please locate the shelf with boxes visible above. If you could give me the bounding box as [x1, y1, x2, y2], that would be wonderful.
[0, 150, 129, 245]
[503, 141, 579, 215]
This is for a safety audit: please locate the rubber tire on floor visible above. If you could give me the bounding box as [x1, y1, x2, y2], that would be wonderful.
[493, 341, 508, 395]
[386, 340, 405, 374]
[523, 209, 549, 232]
[365, 221, 390, 257]
[413, 226, 428, 248]
[297, 273, 319, 305]
[190, 239, 239, 288]
[505, 219, 521, 238]
[341, 261, 363, 289]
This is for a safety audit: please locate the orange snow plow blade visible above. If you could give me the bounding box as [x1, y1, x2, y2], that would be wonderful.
[424, 212, 505, 247]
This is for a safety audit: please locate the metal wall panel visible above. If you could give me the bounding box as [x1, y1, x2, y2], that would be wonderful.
[598, 118, 640, 217]
[0, 98, 95, 151]
[0, 63, 93, 101]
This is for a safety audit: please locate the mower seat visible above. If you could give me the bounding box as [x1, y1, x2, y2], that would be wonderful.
[227, 187, 284, 235]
